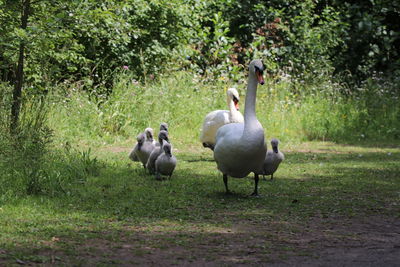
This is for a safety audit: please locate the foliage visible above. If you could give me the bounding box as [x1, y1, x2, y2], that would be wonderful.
[0, 0, 190, 91]
[1, 0, 399, 88]
[331, 0, 400, 82]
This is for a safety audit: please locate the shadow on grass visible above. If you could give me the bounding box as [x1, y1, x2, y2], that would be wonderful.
[36, 147, 398, 221]
[1, 144, 400, 265]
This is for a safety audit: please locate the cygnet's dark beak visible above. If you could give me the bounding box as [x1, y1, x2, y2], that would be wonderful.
[273, 146, 278, 153]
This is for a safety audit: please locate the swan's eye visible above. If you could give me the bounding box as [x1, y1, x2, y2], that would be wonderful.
[233, 96, 239, 103]
[254, 65, 264, 74]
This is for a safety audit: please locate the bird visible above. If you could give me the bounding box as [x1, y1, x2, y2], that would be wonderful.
[261, 138, 284, 180]
[213, 59, 266, 196]
[128, 128, 156, 161]
[144, 127, 157, 145]
[130, 132, 156, 168]
[146, 130, 169, 174]
[128, 133, 144, 162]
[200, 88, 244, 150]
[159, 122, 168, 132]
[155, 140, 177, 180]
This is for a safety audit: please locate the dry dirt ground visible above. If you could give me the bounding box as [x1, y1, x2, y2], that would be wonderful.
[22, 214, 398, 266]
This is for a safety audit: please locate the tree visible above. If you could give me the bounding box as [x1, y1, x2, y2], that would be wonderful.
[10, 0, 30, 133]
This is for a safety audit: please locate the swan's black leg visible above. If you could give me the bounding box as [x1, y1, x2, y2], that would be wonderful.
[223, 174, 230, 194]
[270, 173, 274, 180]
[251, 173, 259, 196]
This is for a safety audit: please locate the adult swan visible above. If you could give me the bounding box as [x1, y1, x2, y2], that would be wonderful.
[200, 88, 244, 150]
[213, 59, 266, 196]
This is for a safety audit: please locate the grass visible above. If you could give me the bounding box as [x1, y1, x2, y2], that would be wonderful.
[0, 72, 399, 264]
[0, 141, 399, 265]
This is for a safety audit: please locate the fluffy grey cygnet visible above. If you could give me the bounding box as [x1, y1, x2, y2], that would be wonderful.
[146, 130, 169, 174]
[261, 138, 284, 180]
[155, 140, 177, 180]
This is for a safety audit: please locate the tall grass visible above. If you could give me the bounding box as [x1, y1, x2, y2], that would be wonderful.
[48, 71, 400, 148]
[0, 84, 101, 202]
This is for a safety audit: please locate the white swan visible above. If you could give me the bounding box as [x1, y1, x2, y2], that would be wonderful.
[213, 59, 266, 195]
[200, 88, 244, 150]
[155, 140, 177, 180]
[261, 138, 284, 180]
[146, 130, 169, 174]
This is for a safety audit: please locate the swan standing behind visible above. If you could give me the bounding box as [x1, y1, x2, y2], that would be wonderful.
[213, 59, 266, 195]
[200, 88, 244, 150]
[261, 138, 284, 180]
[155, 140, 177, 180]
[146, 130, 169, 174]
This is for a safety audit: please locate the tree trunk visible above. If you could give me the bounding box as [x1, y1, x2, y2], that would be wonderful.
[10, 0, 30, 134]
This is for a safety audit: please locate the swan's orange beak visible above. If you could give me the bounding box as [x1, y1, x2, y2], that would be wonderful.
[256, 70, 264, 85]
[234, 99, 239, 110]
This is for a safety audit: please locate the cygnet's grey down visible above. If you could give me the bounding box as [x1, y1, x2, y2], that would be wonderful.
[128, 128, 155, 161]
[155, 140, 177, 180]
[144, 127, 156, 145]
[128, 133, 142, 162]
[146, 130, 169, 174]
[159, 122, 168, 132]
[134, 132, 156, 169]
[261, 138, 284, 180]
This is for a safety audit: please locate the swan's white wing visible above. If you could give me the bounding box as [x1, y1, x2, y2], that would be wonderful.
[200, 110, 230, 144]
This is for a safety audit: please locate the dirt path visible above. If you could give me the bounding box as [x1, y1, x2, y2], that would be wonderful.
[37, 215, 397, 266]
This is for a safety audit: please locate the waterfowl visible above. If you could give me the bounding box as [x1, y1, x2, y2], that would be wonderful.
[160, 122, 168, 132]
[200, 88, 244, 150]
[213, 59, 266, 195]
[132, 131, 156, 168]
[144, 127, 157, 145]
[146, 130, 169, 174]
[261, 138, 284, 180]
[155, 140, 177, 180]
[128, 133, 144, 162]
[128, 128, 156, 161]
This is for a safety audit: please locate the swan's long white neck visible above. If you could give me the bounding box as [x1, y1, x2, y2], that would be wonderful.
[243, 71, 261, 136]
[227, 95, 236, 114]
[227, 95, 240, 121]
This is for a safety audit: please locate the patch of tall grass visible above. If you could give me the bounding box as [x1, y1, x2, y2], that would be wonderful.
[0, 84, 101, 202]
[48, 71, 400, 148]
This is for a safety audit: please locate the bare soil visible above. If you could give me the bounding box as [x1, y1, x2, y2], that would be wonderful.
[28, 215, 399, 266]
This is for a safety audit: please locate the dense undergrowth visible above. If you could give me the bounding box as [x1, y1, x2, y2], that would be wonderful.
[1, 71, 399, 200]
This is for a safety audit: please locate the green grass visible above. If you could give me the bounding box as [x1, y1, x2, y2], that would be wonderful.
[0, 72, 399, 265]
[0, 141, 399, 265]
